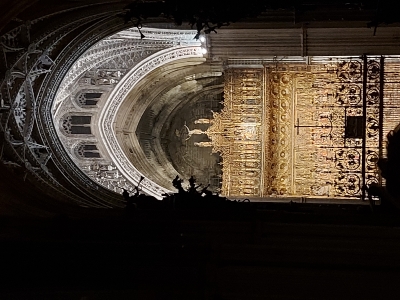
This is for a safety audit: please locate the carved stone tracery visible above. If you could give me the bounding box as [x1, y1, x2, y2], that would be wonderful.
[51, 27, 203, 199]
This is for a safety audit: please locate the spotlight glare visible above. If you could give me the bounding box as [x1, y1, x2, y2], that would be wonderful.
[199, 36, 206, 42]
[201, 48, 207, 54]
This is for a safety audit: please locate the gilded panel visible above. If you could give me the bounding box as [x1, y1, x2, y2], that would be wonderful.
[211, 58, 386, 200]
[293, 59, 382, 198]
[264, 71, 294, 195]
[207, 69, 263, 197]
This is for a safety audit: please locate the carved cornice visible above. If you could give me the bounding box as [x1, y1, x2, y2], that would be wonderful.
[113, 28, 199, 43]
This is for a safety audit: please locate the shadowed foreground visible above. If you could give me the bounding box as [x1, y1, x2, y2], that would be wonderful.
[1, 159, 400, 299]
[1, 203, 400, 300]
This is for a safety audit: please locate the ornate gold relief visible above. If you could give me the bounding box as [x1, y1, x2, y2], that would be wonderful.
[209, 59, 385, 200]
[264, 71, 294, 195]
[206, 69, 263, 196]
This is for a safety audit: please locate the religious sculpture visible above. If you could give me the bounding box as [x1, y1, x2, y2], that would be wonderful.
[184, 124, 206, 140]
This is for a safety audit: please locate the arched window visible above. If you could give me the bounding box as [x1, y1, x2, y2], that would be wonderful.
[62, 116, 92, 134]
[76, 144, 101, 158]
[77, 92, 102, 107]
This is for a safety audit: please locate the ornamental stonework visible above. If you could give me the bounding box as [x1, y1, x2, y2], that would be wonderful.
[53, 28, 203, 199]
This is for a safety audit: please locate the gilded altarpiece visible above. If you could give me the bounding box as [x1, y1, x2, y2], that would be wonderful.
[210, 58, 383, 199]
[207, 69, 264, 196]
[293, 59, 382, 198]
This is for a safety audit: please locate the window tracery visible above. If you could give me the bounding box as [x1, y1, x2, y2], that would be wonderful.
[61, 115, 92, 135]
[75, 143, 101, 158]
[76, 92, 102, 107]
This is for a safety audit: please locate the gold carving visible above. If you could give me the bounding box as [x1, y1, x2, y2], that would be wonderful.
[208, 61, 384, 199]
[265, 70, 294, 195]
[206, 69, 263, 196]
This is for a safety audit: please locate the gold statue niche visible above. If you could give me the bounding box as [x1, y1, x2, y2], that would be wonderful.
[206, 69, 264, 197]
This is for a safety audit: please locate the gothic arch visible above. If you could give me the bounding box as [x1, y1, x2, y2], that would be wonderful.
[60, 114, 93, 136]
[74, 142, 101, 159]
[75, 91, 103, 108]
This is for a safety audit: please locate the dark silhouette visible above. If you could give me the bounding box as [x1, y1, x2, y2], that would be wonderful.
[188, 175, 196, 193]
[122, 188, 130, 201]
[172, 175, 185, 194]
[372, 125, 400, 210]
[122, 176, 145, 210]
[121, 174, 253, 212]
[123, 188, 136, 211]
[188, 175, 202, 194]
[120, 0, 267, 40]
[200, 184, 212, 197]
[169, 175, 252, 211]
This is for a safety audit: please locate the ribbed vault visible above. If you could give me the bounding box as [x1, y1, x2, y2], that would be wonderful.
[116, 59, 224, 191]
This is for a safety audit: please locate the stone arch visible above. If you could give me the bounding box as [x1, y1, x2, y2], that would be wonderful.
[76, 91, 103, 107]
[60, 115, 92, 136]
[75, 142, 101, 159]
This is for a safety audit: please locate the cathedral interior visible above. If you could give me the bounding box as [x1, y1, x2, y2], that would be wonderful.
[2, 1, 400, 299]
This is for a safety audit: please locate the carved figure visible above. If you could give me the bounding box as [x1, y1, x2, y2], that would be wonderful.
[184, 124, 206, 140]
